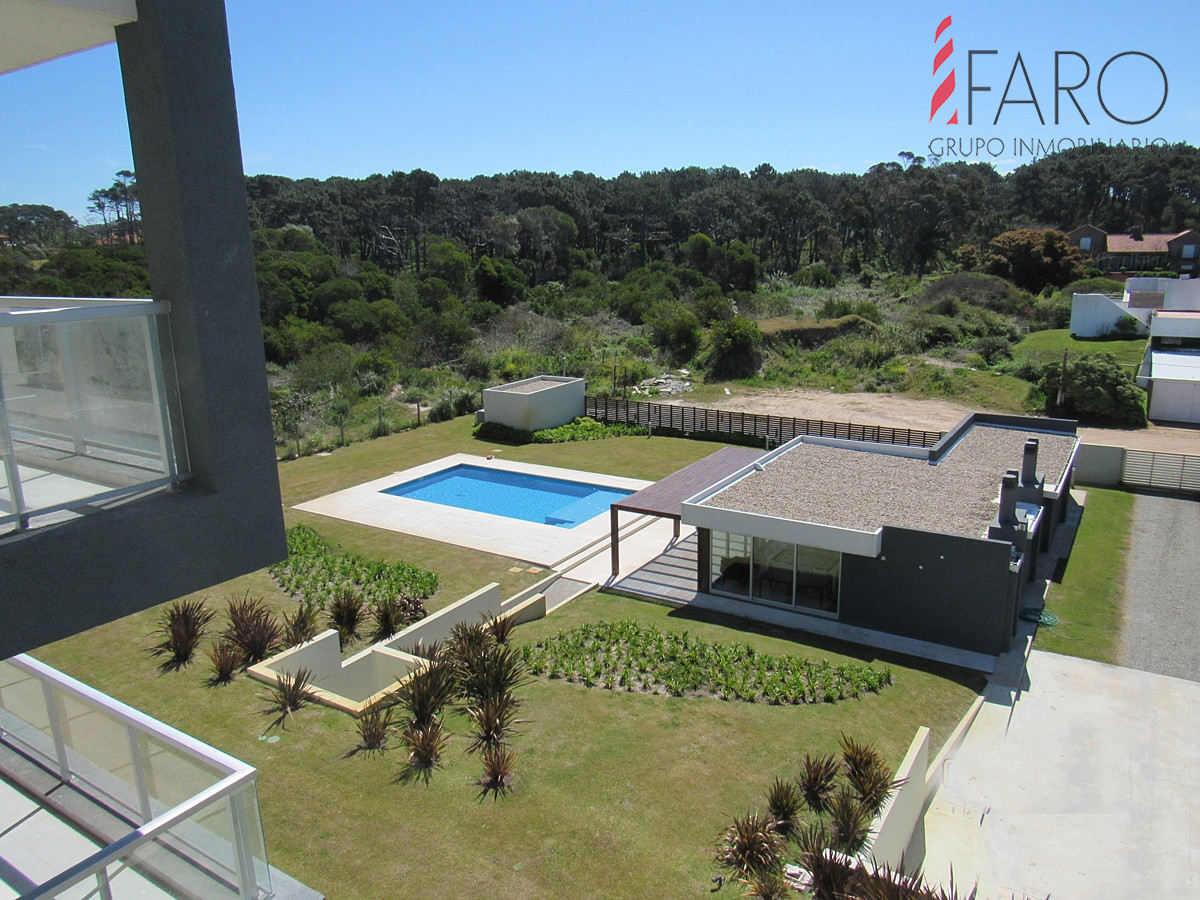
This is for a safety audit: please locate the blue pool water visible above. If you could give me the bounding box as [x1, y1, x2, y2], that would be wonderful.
[381, 465, 633, 529]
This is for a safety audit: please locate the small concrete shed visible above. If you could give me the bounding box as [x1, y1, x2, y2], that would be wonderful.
[482, 375, 585, 432]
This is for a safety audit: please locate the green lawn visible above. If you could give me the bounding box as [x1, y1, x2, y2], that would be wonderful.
[33, 417, 984, 898]
[1036, 487, 1134, 664]
[1012, 329, 1146, 370]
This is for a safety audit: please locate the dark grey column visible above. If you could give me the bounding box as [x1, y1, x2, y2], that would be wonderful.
[116, 0, 276, 495]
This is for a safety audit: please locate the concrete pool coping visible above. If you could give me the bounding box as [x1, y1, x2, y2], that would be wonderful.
[293, 454, 652, 566]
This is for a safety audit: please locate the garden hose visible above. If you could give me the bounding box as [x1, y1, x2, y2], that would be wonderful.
[1019, 608, 1059, 626]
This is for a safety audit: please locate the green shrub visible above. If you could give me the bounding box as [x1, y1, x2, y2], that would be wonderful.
[530, 417, 647, 443]
[700, 316, 762, 380]
[473, 421, 532, 443]
[1039, 353, 1147, 427]
[270, 525, 436, 621]
[427, 387, 480, 423]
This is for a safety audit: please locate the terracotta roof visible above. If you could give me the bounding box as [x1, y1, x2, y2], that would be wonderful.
[1106, 232, 1187, 254]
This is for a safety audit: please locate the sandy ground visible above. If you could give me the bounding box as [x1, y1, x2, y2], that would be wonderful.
[665, 387, 1200, 453]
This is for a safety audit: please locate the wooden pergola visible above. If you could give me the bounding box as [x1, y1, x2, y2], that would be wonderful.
[609, 446, 765, 575]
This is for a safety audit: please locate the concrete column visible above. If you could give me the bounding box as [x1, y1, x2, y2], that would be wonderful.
[116, 0, 278, 497]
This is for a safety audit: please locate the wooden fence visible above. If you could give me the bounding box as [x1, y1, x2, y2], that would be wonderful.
[584, 396, 944, 448]
[1122, 449, 1200, 494]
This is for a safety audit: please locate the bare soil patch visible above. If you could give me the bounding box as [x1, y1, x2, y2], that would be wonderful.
[666, 387, 1200, 453]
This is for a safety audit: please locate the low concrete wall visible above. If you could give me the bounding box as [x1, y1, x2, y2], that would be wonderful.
[862, 726, 930, 872]
[386, 583, 503, 653]
[253, 630, 343, 680]
[1074, 443, 1125, 486]
[250, 581, 549, 715]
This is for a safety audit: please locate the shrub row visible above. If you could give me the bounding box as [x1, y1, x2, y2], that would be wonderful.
[522, 621, 892, 704]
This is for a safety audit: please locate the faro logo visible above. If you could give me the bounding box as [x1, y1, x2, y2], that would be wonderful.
[930, 15, 1168, 126]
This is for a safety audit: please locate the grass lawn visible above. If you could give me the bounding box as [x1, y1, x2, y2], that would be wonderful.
[1036, 487, 1134, 664]
[32, 417, 984, 898]
[1012, 329, 1146, 370]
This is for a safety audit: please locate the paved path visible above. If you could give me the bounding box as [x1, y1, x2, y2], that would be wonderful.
[922, 650, 1200, 899]
[1122, 492, 1200, 681]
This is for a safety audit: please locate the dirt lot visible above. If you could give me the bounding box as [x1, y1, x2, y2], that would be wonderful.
[667, 386, 1199, 453]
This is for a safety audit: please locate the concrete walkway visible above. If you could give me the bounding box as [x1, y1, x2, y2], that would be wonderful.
[921, 650, 1200, 899]
[1122, 492, 1200, 682]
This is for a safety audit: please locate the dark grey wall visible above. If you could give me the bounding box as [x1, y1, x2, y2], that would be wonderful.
[840, 527, 1016, 656]
[0, 0, 285, 659]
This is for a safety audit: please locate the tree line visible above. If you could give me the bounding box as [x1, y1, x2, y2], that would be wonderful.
[241, 142, 1200, 280]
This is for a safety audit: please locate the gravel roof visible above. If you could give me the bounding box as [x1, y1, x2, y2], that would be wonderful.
[490, 377, 563, 394]
[700, 425, 1077, 539]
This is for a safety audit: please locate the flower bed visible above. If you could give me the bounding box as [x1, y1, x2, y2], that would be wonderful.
[269, 525, 437, 626]
[521, 621, 892, 704]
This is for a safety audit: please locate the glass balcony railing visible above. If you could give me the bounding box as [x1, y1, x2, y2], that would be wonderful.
[0, 655, 273, 899]
[0, 297, 187, 536]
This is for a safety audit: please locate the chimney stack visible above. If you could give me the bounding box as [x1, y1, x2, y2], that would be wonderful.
[999, 469, 1019, 526]
[1020, 439, 1039, 486]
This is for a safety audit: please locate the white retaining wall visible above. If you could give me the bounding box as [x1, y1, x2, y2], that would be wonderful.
[1074, 443, 1126, 486]
[1069, 293, 1150, 337]
[861, 726, 930, 872]
[482, 375, 585, 432]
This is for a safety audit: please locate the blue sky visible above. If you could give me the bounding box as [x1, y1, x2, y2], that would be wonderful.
[2, 1, 1194, 222]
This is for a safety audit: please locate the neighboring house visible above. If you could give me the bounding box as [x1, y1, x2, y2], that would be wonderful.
[1067, 225, 1200, 275]
[1137, 309, 1200, 423]
[1069, 276, 1200, 338]
[1, 2, 304, 896]
[679, 414, 1080, 658]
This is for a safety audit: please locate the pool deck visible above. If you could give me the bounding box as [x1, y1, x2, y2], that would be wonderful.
[294, 454, 651, 567]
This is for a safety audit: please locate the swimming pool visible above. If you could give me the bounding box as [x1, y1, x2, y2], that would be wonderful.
[381, 464, 634, 529]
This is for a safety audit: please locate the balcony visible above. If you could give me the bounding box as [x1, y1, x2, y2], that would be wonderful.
[0, 296, 186, 537]
[0, 655, 278, 898]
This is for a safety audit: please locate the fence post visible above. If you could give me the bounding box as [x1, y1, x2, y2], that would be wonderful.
[41, 679, 71, 783]
[127, 724, 154, 822]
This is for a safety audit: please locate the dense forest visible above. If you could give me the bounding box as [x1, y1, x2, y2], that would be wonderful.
[4, 142, 1192, 444]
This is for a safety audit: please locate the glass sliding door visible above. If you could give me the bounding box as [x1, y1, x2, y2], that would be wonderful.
[709, 531, 752, 599]
[795, 546, 840, 614]
[752, 537, 795, 606]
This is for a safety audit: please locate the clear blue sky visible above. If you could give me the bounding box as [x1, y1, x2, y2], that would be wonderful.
[2, 0, 1194, 222]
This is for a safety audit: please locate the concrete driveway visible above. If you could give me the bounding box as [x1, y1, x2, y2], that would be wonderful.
[1123, 492, 1200, 682]
[921, 650, 1200, 899]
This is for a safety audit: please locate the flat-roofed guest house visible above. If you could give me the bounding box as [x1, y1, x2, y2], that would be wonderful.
[680, 414, 1079, 659]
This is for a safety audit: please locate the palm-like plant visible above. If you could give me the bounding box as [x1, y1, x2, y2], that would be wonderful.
[263, 667, 315, 721]
[739, 867, 790, 900]
[765, 776, 803, 837]
[205, 639, 242, 685]
[224, 594, 282, 664]
[797, 752, 840, 814]
[370, 596, 407, 644]
[394, 659, 457, 730]
[459, 642, 529, 706]
[475, 744, 517, 800]
[283, 600, 320, 646]
[484, 611, 516, 645]
[149, 598, 214, 671]
[465, 691, 521, 754]
[398, 721, 451, 784]
[714, 811, 784, 878]
[827, 785, 871, 855]
[355, 705, 394, 756]
[328, 590, 364, 647]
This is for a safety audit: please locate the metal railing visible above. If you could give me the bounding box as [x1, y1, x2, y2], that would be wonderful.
[0, 655, 271, 899]
[0, 297, 188, 534]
